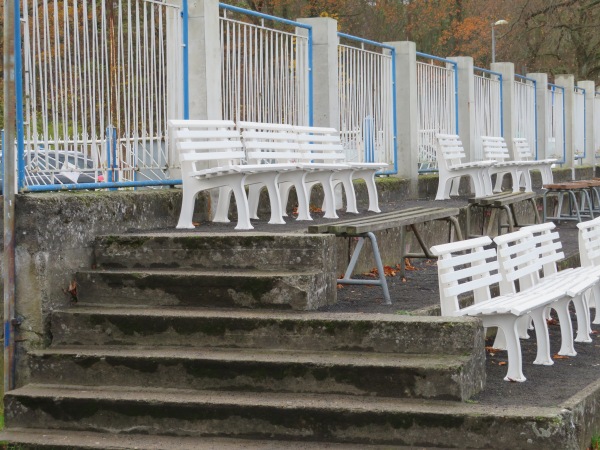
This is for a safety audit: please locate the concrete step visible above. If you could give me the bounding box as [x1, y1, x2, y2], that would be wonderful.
[0, 428, 422, 449]
[50, 307, 485, 357]
[93, 233, 335, 272]
[28, 346, 477, 401]
[4, 384, 570, 449]
[76, 269, 334, 310]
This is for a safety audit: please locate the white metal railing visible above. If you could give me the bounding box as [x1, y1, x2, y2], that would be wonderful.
[514, 75, 537, 159]
[20, 0, 182, 187]
[337, 35, 395, 171]
[547, 84, 566, 163]
[473, 68, 502, 161]
[573, 87, 586, 162]
[595, 92, 600, 160]
[219, 5, 310, 126]
[416, 53, 457, 171]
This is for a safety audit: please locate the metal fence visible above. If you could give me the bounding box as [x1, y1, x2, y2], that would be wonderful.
[19, 0, 183, 191]
[573, 86, 586, 161]
[473, 67, 503, 161]
[416, 52, 458, 171]
[547, 84, 566, 163]
[219, 4, 311, 126]
[514, 74, 537, 159]
[337, 34, 396, 174]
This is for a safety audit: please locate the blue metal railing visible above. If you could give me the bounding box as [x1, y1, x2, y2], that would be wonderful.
[182, 0, 189, 119]
[337, 33, 397, 175]
[548, 83, 567, 164]
[219, 3, 314, 126]
[474, 67, 504, 137]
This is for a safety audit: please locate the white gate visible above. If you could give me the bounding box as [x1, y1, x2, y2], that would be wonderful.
[547, 84, 566, 163]
[473, 68, 502, 161]
[416, 53, 457, 171]
[514, 75, 537, 159]
[337, 34, 395, 171]
[573, 87, 586, 162]
[21, 0, 183, 187]
[595, 92, 600, 160]
[219, 5, 310, 126]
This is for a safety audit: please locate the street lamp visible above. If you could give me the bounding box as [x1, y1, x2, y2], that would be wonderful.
[491, 19, 508, 64]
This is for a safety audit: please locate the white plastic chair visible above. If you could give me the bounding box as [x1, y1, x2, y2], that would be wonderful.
[170, 120, 284, 230]
[577, 216, 600, 325]
[481, 136, 533, 193]
[513, 138, 555, 185]
[434, 134, 495, 200]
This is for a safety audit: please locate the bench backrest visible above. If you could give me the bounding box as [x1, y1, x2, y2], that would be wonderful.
[294, 126, 346, 164]
[493, 229, 542, 295]
[435, 134, 468, 170]
[169, 120, 245, 169]
[513, 138, 534, 161]
[520, 222, 564, 278]
[238, 121, 300, 165]
[577, 216, 600, 267]
[481, 136, 510, 162]
[430, 237, 502, 316]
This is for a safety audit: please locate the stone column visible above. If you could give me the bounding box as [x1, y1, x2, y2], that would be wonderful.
[577, 80, 596, 166]
[297, 17, 339, 128]
[187, 0, 222, 120]
[491, 62, 516, 158]
[448, 57, 476, 161]
[385, 41, 419, 192]
[555, 74, 576, 170]
[527, 73, 549, 160]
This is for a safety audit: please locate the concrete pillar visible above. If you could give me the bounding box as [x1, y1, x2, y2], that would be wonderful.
[491, 62, 516, 158]
[555, 74, 575, 170]
[577, 80, 596, 166]
[448, 57, 476, 161]
[527, 73, 549, 160]
[385, 41, 419, 192]
[297, 17, 339, 128]
[187, 0, 222, 120]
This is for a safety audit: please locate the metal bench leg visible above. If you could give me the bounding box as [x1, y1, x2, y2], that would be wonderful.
[337, 233, 391, 305]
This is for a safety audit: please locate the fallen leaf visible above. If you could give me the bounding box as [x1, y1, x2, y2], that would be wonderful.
[401, 277, 407, 282]
[404, 258, 417, 271]
[309, 205, 323, 213]
[485, 346, 503, 353]
[336, 284, 343, 289]
[553, 354, 570, 359]
[498, 361, 507, 366]
[547, 318, 559, 326]
[507, 377, 518, 383]
[591, 330, 599, 335]
[64, 280, 78, 303]
[192, 222, 200, 227]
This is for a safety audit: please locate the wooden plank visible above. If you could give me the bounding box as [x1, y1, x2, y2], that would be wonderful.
[306, 207, 425, 233]
[341, 208, 460, 235]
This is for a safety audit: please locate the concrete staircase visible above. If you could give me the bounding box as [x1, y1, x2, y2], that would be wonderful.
[1, 231, 550, 449]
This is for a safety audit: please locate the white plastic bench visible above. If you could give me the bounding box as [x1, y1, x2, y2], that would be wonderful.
[481, 136, 534, 193]
[237, 121, 312, 221]
[170, 119, 285, 230]
[431, 236, 566, 382]
[435, 134, 495, 200]
[577, 216, 600, 325]
[513, 137, 555, 185]
[493, 224, 598, 359]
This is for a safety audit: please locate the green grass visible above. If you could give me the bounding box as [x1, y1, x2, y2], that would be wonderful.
[591, 434, 600, 449]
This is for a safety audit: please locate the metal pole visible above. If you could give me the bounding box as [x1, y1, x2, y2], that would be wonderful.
[3, 0, 18, 392]
[491, 24, 496, 64]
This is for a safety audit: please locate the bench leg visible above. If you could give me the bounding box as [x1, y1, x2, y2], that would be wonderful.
[337, 233, 391, 305]
[554, 298, 577, 357]
[572, 293, 592, 343]
[176, 184, 200, 229]
[529, 308, 553, 366]
[591, 285, 600, 325]
[484, 314, 526, 382]
[213, 186, 233, 223]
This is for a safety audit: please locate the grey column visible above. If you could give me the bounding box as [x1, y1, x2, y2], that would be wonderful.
[188, 0, 222, 120]
[527, 73, 549, 160]
[448, 57, 475, 161]
[555, 74, 575, 169]
[577, 80, 596, 166]
[491, 62, 516, 158]
[297, 17, 339, 128]
[386, 41, 418, 192]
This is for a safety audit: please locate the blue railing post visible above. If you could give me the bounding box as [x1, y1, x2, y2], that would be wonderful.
[14, 0, 25, 191]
